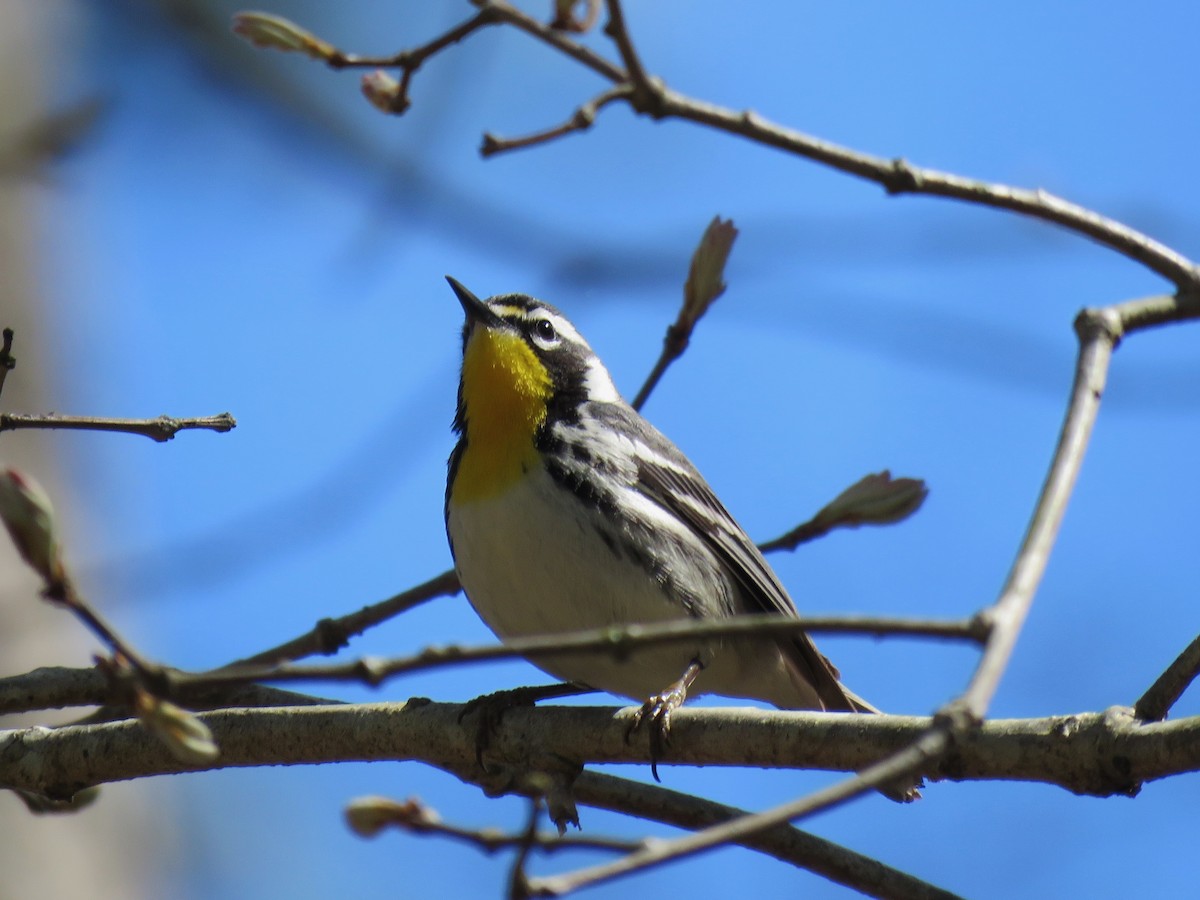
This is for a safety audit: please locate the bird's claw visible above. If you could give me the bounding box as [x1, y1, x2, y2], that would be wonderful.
[626, 684, 688, 782]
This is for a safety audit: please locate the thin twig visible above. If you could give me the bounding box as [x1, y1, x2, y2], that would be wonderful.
[328, 7, 498, 71]
[44, 577, 158, 679]
[206, 612, 965, 687]
[0, 328, 14, 400]
[224, 568, 461, 668]
[1134, 633, 1200, 722]
[347, 795, 640, 855]
[466, 2, 1200, 288]
[482, 85, 631, 157]
[174, 611, 982, 693]
[0, 665, 112, 714]
[507, 799, 544, 900]
[570, 771, 960, 900]
[481, 1, 625, 83]
[1108, 290, 1200, 335]
[0, 412, 236, 442]
[602, 1, 655, 104]
[629, 328, 685, 413]
[238, 3, 1200, 285]
[527, 729, 952, 896]
[0, 665, 336, 716]
[353, 8, 500, 114]
[946, 308, 1120, 724]
[647, 93, 1199, 289]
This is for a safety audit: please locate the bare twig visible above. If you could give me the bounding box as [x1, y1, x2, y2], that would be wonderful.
[571, 771, 960, 900]
[224, 568, 462, 668]
[43, 578, 158, 680]
[481, 85, 631, 157]
[946, 308, 1119, 724]
[175, 611, 982, 694]
[0, 412, 236, 442]
[1135, 633, 1200, 723]
[0, 665, 335, 716]
[480, 1, 624, 83]
[507, 799, 544, 900]
[0, 666, 112, 714]
[639, 89, 1200, 287]
[1108, 290, 1200, 336]
[2, 603, 981, 713]
[331, 8, 496, 71]
[601, 1, 654, 104]
[456, 3, 1200, 288]
[527, 728, 950, 896]
[353, 8, 501, 114]
[234, 4, 1200, 285]
[345, 795, 639, 854]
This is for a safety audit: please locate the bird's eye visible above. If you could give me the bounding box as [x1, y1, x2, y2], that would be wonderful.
[533, 319, 557, 342]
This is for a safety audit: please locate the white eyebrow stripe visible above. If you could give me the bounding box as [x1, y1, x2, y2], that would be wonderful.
[582, 355, 622, 403]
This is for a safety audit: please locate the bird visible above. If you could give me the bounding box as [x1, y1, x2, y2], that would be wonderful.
[443, 277, 916, 799]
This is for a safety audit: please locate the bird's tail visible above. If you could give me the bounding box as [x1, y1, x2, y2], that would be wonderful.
[839, 684, 923, 803]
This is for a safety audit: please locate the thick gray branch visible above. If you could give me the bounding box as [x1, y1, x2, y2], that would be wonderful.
[1, 701, 1191, 801]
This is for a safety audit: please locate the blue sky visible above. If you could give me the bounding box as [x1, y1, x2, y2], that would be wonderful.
[10, 1, 1200, 896]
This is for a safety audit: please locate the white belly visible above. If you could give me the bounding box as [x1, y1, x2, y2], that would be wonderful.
[448, 465, 712, 700]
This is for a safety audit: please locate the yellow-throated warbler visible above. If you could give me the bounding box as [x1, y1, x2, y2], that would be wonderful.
[444, 277, 910, 795]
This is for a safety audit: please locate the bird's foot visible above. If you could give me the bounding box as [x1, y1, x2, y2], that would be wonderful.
[459, 682, 593, 768]
[626, 660, 703, 782]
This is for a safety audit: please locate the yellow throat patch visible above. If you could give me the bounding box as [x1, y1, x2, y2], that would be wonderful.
[452, 325, 553, 503]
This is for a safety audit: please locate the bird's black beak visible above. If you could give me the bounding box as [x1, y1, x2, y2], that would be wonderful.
[446, 276, 504, 329]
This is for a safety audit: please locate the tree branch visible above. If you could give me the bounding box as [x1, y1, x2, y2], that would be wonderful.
[0, 412, 236, 442]
[169, 611, 982, 695]
[223, 568, 462, 668]
[481, 85, 631, 158]
[1135, 632, 1200, 723]
[601, 1, 654, 104]
[629, 86, 1199, 287]
[449, 2, 1200, 288]
[570, 771, 960, 900]
[0, 665, 337, 716]
[1, 701, 1186, 801]
[529, 727, 949, 895]
[944, 307, 1119, 725]
[344, 794, 642, 854]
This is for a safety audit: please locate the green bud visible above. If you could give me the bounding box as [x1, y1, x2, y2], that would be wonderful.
[0, 467, 63, 587]
[135, 692, 220, 766]
[345, 796, 434, 838]
[681, 216, 738, 332]
[231, 12, 336, 61]
[360, 71, 409, 115]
